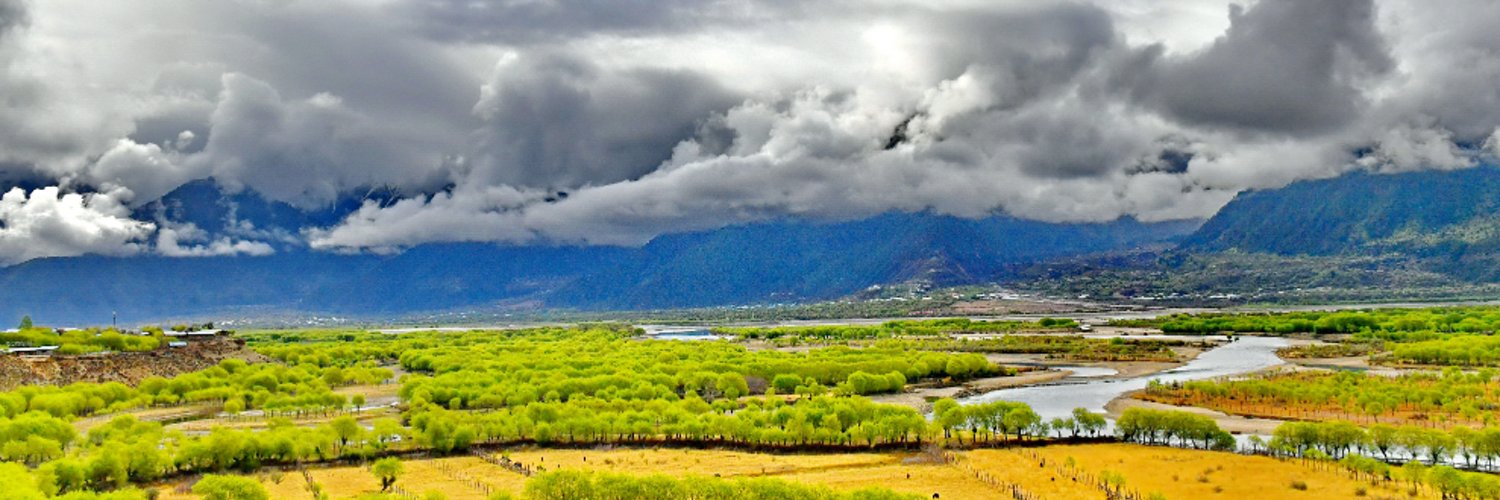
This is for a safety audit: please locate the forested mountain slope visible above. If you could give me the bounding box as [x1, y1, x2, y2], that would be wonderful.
[1186, 166, 1500, 256]
[1182, 165, 1500, 283]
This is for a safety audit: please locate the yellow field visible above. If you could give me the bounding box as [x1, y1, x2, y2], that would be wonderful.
[956, 448, 1095, 499]
[155, 470, 307, 500]
[499, 447, 894, 477]
[980, 444, 1436, 500]
[151, 444, 1435, 499]
[776, 462, 1003, 498]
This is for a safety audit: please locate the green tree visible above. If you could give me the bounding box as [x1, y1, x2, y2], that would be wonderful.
[715, 373, 749, 400]
[0, 463, 46, 500]
[1100, 470, 1126, 496]
[1400, 460, 1428, 488]
[1428, 466, 1463, 498]
[192, 474, 269, 500]
[330, 415, 363, 452]
[1003, 406, 1042, 439]
[526, 470, 596, 499]
[371, 457, 403, 492]
[932, 399, 964, 441]
[771, 374, 801, 394]
[1072, 408, 1107, 437]
[36, 458, 87, 496]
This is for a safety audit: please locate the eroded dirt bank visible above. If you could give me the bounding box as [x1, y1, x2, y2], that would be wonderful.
[0, 338, 265, 390]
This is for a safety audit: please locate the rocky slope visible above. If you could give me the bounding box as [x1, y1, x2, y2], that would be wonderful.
[0, 338, 267, 390]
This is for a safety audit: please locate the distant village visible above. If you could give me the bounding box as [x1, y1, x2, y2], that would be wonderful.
[2, 318, 227, 356]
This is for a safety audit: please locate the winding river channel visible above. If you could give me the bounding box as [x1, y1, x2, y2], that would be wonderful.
[959, 336, 1290, 422]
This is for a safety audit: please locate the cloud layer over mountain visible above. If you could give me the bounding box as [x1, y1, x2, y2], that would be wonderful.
[1, 0, 1499, 263]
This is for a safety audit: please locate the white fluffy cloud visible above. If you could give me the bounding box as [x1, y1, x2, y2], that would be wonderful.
[82, 139, 203, 207]
[0, 187, 153, 265]
[155, 221, 274, 258]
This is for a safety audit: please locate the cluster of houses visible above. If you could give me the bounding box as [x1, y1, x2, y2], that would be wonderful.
[2, 328, 225, 356]
[160, 329, 225, 348]
[3, 345, 60, 355]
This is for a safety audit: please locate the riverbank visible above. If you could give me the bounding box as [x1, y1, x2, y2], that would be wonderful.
[983, 343, 1200, 377]
[874, 351, 1195, 413]
[1105, 397, 1288, 435]
[959, 336, 1290, 423]
[869, 369, 1073, 411]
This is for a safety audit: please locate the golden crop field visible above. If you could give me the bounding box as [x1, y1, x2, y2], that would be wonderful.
[997, 444, 1438, 500]
[152, 443, 1434, 500]
[500, 447, 894, 477]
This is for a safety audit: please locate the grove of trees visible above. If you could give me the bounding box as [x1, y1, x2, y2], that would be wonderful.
[1260, 419, 1500, 499]
[713, 317, 1079, 342]
[1141, 368, 1500, 427]
[1114, 407, 1235, 451]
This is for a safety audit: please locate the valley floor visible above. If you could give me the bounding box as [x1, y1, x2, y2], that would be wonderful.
[152, 444, 1429, 500]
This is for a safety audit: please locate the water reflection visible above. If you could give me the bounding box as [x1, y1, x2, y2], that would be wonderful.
[648, 329, 729, 341]
[961, 336, 1288, 421]
[1057, 366, 1117, 378]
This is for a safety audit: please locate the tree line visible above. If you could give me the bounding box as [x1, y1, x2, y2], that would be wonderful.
[1260, 419, 1500, 500]
[1113, 407, 1235, 451]
[1110, 306, 1500, 336]
[871, 336, 1185, 363]
[713, 317, 1079, 342]
[395, 328, 1003, 409]
[1140, 368, 1500, 427]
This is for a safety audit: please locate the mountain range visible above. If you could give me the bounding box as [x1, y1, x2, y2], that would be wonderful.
[1010, 164, 1500, 303]
[12, 165, 1500, 325]
[0, 180, 1199, 325]
[1184, 165, 1500, 282]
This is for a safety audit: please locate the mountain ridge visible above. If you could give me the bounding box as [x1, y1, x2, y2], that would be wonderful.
[1009, 165, 1500, 305]
[1184, 166, 1500, 258]
[1, 181, 1200, 325]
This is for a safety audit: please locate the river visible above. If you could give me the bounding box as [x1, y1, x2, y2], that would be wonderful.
[959, 336, 1289, 421]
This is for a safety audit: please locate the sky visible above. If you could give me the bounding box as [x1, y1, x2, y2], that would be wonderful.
[0, 0, 1498, 265]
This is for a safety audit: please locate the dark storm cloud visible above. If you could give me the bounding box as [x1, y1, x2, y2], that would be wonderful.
[0, 0, 160, 269]
[187, 73, 464, 209]
[0, 0, 25, 37]
[309, 0, 1425, 251]
[0, 0, 1497, 263]
[401, 0, 801, 44]
[910, 3, 1121, 103]
[468, 51, 741, 189]
[1139, 0, 1393, 134]
[1, 0, 130, 182]
[1370, 0, 1500, 144]
[210, 3, 480, 135]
